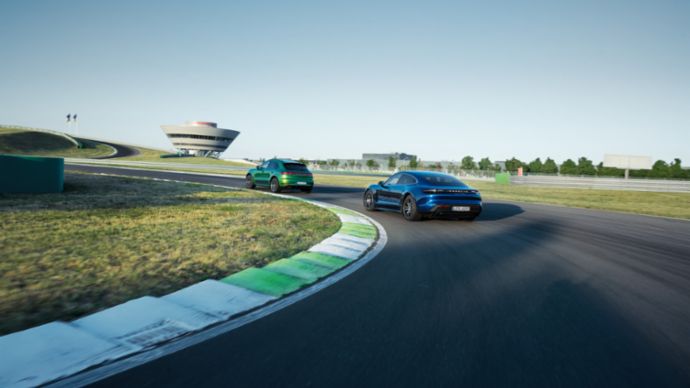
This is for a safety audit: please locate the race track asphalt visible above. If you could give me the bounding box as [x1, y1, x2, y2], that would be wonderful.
[66, 165, 690, 387]
[90, 141, 140, 158]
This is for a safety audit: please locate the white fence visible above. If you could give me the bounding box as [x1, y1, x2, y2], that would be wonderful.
[510, 175, 690, 193]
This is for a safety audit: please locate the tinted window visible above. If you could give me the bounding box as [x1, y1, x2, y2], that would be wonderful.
[398, 174, 417, 185]
[267, 161, 278, 169]
[284, 163, 309, 172]
[419, 174, 465, 186]
[384, 174, 401, 185]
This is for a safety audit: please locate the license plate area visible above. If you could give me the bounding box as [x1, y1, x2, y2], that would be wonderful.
[452, 206, 471, 212]
[297, 181, 307, 185]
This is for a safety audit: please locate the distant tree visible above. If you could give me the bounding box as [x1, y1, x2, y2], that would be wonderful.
[409, 156, 419, 169]
[461, 156, 477, 170]
[478, 157, 493, 170]
[649, 160, 669, 178]
[527, 158, 543, 174]
[541, 158, 558, 174]
[316, 160, 328, 169]
[559, 159, 578, 175]
[670, 158, 686, 179]
[298, 158, 309, 166]
[504, 157, 525, 172]
[596, 162, 625, 177]
[388, 156, 396, 170]
[577, 157, 596, 175]
[329, 159, 340, 169]
[366, 159, 379, 170]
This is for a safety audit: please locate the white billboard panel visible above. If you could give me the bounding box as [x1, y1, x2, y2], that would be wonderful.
[603, 154, 653, 170]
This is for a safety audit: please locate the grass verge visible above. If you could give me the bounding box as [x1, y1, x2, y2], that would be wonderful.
[0, 173, 339, 335]
[119, 146, 253, 167]
[467, 180, 690, 220]
[0, 127, 113, 158]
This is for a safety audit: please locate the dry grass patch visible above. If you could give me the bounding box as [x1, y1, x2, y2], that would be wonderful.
[0, 173, 339, 335]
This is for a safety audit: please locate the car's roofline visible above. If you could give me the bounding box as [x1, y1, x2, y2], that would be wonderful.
[268, 158, 303, 164]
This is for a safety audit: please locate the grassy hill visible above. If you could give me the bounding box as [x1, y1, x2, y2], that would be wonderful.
[0, 126, 114, 158]
[120, 146, 254, 167]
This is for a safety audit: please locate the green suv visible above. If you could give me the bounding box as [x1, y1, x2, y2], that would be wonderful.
[246, 159, 314, 193]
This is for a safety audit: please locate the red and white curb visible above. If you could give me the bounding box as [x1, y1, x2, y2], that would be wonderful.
[0, 177, 387, 388]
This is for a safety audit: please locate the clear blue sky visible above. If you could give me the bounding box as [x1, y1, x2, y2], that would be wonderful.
[1, 0, 689, 163]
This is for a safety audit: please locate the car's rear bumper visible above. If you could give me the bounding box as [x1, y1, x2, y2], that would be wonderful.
[280, 175, 313, 187]
[418, 200, 482, 218]
[425, 204, 482, 218]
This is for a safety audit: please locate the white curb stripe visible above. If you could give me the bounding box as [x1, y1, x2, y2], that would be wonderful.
[337, 214, 372, 225]
[0, 322, 135, 388]
[73, 297, 219, 348]
[321, 235, 371, 251]
[309, 242, 363, 260]
[329, 232, 375, 247]
[163, 280, 276, 320]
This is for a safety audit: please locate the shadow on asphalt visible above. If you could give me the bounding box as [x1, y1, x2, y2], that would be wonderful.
[476, 202, 524, 221]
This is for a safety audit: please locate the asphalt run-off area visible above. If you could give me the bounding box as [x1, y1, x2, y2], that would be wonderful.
[60, 164, 690, 387]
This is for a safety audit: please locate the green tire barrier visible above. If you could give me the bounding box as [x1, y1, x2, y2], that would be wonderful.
[495, 172, 510, 185]
[0, 154, 64, 193]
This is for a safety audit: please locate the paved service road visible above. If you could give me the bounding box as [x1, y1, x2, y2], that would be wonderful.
[66, 165, 690, 387]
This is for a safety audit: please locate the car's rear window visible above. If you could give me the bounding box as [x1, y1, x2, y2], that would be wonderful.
[419, 174, 465, 186]
[284, 163, 309, 172]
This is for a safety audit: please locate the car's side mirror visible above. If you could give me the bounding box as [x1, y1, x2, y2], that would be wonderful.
[378, 180, 386, 187]
[257, 166, 263, 170]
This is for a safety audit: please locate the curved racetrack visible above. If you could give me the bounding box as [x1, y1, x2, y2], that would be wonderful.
[91, 141, 140, 158]
[66, 165, 690, 387]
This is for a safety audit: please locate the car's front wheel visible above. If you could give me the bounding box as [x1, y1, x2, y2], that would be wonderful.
[402, 195, 422, 221]
[270, 177, 281, 193]
[245, 174, 256, 189]
[363, 190, 377, 211]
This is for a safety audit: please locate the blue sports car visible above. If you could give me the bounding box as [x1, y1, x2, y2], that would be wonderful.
[363, 171, 482, 221]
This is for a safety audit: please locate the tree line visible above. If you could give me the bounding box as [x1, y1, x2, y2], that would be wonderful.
[458, 156, 689, 179]
[298, 156, 688, 179]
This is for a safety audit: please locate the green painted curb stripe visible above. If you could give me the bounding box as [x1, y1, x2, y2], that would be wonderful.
[340, 229, 377, 239]
[221, 268, 308, 297]
[290, 251, 350, 270]
[264, 258, 333, 282]
[339, 223, 377, 239]
[341, 222, 376, 231]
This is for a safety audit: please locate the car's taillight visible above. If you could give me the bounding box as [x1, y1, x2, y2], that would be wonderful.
[423, 189, 440, 194]
[281, 171, 312, 176]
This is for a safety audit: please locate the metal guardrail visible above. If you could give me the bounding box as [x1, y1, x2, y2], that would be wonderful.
[510, 175, 690, 193]
[0, 124, 81, 148]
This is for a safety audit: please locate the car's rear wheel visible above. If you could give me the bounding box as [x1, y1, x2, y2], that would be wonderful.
[270, 177, 281, 193]
[245, 174, 256, 189]
[363, 190, 377, 211]
[402, 195, 422, 221]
